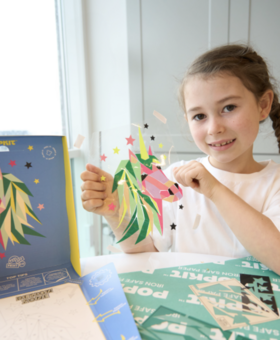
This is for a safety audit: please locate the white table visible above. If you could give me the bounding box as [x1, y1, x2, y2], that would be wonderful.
[81, 252, 234, 276]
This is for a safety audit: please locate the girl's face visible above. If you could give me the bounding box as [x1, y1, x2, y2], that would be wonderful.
[184, 74, 268, 173]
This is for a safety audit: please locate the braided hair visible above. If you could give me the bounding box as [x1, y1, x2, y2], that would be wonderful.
[178, 44, 280, 152]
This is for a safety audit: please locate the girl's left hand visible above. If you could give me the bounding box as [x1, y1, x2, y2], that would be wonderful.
[173, 160, 222, 200]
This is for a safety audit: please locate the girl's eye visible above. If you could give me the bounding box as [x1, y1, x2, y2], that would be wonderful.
[223, 104, 236, 112]
[193, 113, 206, 121]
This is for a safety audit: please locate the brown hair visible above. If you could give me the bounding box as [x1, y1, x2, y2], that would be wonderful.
[178, 44, 280, 152]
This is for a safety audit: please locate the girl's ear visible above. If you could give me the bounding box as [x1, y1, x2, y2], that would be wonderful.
[259, 89, 274, 121]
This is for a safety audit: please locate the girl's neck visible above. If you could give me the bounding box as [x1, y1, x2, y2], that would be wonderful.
[208, 151, 265, 174]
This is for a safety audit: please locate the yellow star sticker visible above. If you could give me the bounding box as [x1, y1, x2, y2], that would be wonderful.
[34, 179, 39, 184]
[113, 147, 120, 154]
[28, 145, 33, 151]
[159, 143, 163, 148]
[101, 176, 106, 182]
[163, 154, 167, 160]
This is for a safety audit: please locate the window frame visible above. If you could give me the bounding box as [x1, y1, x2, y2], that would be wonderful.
[56, 0, 102, 257]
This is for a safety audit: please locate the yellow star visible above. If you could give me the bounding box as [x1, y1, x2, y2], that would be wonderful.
[113, 147, 120, 154]
[34, 179, 39, 184]
[101, 176, 106, 182]
[163, 154, 167, 160]
[28, 145, 33, 151]
[159, 143, 163, 148]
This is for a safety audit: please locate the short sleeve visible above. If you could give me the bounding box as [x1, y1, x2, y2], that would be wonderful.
[263, 197, 280, 232]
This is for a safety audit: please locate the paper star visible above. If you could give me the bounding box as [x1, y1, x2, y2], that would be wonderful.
[163, 154, 167, 160]
[0, 253, 5, 259]
[170, 223, 176, 230]
[144, 123, 149, 129]
[108, 203, 116, 211]
[125, 135, 136, 145]
[113, 147, 120, 154]
[9, 160, 16, 167]
[37, 204, 44, 210]
[28, 145, 33, 151]
[150, 136, 155, 141]
[34, 179, 39, 184]
[179, 205, 184, 209]
[25, 162, 32, 169]
[100, 176, 106, 182]
[100, 154, 107, 161]
[159, 143, 163, 148]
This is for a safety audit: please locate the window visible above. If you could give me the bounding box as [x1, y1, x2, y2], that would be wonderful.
[0, 0, 67, 137]
[0, 0, 99, 258]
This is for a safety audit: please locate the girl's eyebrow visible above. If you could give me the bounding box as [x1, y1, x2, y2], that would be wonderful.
[187, 95, 242, 114]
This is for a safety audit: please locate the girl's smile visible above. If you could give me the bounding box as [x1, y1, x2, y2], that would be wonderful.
[184, 74, 273, 173]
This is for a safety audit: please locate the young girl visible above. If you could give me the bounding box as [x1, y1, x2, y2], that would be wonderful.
[80, 44, 280, 275]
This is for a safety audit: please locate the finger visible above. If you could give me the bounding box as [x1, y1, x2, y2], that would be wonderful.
[81, 170, 105, 182]
[86, 163, 113, 179]
[81, 190, 107, 201]
[82, 199, 104, 212]
[81, 180, 106, 192]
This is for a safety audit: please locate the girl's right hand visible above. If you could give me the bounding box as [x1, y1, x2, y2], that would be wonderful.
[80, 164, 119, 217]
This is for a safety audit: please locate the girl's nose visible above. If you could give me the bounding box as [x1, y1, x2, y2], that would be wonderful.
[208, 118, 225, 135]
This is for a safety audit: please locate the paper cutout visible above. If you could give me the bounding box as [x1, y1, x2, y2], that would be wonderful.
[112, 128, 183, 244]
[153, 110, 167, 124]
[170, 223, 176, 230]
[37, 204, 44, 211]
[113, 147, 120, 154]
[240, 274, 279, 315]
[101, 176, 106, 182]
[0, 169, 44, 251]
[25, 162, 32, 169]
[179, 204, 184, 209]
[125, 135, 136, 146]
[192, 213, 201, 229]
[144, 123, 149, 129]
[34, 179, 39, 184]
[27, 145, 33, 151]
[73, 134, 85, 148]
[100, 154, 107, 162]
[189, 278, 279, 330]
[158, 143, 163, 148]
[108, 203, 116, 211]
[150, 136, 155, 140]
[0, 252, 5, 259]
[8, 160, 16, 167]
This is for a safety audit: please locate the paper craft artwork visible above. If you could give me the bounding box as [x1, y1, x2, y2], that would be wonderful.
[0, 136, 81, 295]
[0, 169, 44, 251]
[112, 127, 183, 244]
[189, 278, 279, 330]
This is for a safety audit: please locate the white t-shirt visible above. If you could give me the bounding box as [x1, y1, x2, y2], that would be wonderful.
[151, 156, 280, 258]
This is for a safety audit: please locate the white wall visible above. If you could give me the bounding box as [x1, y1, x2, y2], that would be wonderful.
[83, 0, 131, 133]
